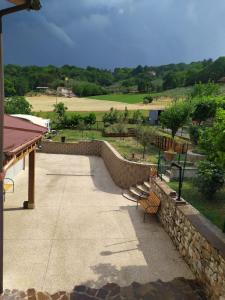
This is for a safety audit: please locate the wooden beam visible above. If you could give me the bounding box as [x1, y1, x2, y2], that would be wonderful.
[24, 149, 35, 209]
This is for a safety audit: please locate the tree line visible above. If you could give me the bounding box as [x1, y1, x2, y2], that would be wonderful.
[4, 56, 225, 97]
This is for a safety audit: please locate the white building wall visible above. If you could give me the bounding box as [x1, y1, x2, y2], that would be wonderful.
[5, 158, 25, 180]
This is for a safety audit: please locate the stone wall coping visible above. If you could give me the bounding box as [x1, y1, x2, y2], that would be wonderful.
[102, 140, 156, 167]
[154, 178, 186, 205]
[43, 140, 155, 167]
[178, 205, 225, 260]
[154, 178, 225, 260]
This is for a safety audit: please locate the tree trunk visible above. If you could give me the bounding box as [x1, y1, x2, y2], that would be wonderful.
[143, 146, 146, 159]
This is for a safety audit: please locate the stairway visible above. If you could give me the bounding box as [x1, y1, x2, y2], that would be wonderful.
[122, 181, 150, 202]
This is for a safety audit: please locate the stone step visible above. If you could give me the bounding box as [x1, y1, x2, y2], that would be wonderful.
[136, 184, 149, 195]
[162, 174, 170, 183]
[129, 187, 148, 199]
[165, 169, 172, 178]
[122, 191, 138, 202]
[144, 181, 150, 190]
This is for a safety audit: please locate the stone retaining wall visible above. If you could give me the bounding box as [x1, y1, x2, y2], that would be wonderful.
[41, 141, 153, 188]
[101, 141, 151, 188]
[41, 141, 102, 156]
[152, 178, 225, 300]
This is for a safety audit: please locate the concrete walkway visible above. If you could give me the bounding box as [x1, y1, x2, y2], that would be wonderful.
[4, 154, 193, 293]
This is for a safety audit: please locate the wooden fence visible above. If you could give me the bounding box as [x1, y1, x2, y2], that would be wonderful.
[153, 135, 188, 154]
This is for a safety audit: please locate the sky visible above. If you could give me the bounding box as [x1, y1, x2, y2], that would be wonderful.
[1, 0, 225, 69]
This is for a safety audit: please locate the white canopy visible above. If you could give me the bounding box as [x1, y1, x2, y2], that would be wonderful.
[11, 114, 51, 132]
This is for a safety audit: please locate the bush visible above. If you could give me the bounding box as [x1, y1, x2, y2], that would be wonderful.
[72, 82, 106, 97]
[195, 160, 224, 198]
[143, 95, 154, 104]
[160, 100, 191, 139]
[136, 126, 156, 158]
[62, 113, 96, 129]
[191, 97, 217, 125]
[189, 125, 200, 145]
[5, 96, 32, 114]
[103, 108, 120, 125]
[129, 110, 144, 124]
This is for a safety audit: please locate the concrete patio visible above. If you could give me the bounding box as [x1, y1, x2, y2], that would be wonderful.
[4, 153, 193, 293]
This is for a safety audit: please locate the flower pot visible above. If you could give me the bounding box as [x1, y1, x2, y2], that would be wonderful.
[61, 136, 66, 143]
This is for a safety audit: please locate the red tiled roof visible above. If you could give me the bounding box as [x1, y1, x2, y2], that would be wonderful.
[4, 115, 47, 155]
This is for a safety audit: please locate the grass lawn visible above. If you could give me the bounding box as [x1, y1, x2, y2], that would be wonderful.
[49, 130, 159, 164]
[168, 180, 225, 231]
[89, 88, 192, 104]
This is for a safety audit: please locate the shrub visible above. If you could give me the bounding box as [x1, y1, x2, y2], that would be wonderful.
[189, 125, 200, 145]
[136, 126, 156, 158]
[191, 97, 217, 125]
[103, 108, 120, 125]
[72, 82, 106, 97]
[129, 110, 144, 124]
[83, 113, 96, 126]
[160, 100, 191, 139]
[143, 95, 154, 104]
[5, 96, 32, 114]
[195, 160, 224, 198]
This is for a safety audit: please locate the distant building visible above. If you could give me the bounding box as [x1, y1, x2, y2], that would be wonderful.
[149, 109, 164, 125]
[57, 87, 75, 98]
[149, 71, 156, 76]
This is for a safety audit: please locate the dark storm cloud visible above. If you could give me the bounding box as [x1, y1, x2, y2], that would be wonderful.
[2, 0, 225, 68]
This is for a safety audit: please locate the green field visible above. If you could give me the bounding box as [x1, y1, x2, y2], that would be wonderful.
[169, 180, 225, 231]
[89, 87, 193, 104]
[89, 93, 150, 104]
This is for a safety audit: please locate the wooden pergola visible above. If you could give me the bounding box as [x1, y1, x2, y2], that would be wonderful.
[4, 115, 47, 208]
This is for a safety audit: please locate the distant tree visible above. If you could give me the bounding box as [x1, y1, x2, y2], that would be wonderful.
[123, 107, 129, 121]
[4, 78, 16, 97]
[195, 160, 224, 199]
[4, 96, 32, 114]
[103, 108, 120, 125]
[191, 97, 217, 125]
[190, 82, 219, 98]
[130, 110, 144, 124]
[14, 77, 29, 96]
[160, 101, 191, 139]
[136, 126, 156, 158]
[163, 72, 178, 90]
[72, 82, 106, 97]
[83, 113, 96, 127]
[77, 119, 86, 138]
[53, 102, 68, 127]
[198, 109, 225, 169]
[143, 95, 154, 104]
[112, 117, 127, 139]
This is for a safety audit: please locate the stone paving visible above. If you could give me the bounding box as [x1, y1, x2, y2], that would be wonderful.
[4, 154, 193, 293]
[1, 278, 207, 300]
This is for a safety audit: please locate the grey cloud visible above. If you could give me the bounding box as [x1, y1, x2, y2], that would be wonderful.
[2, 0, 225, 68]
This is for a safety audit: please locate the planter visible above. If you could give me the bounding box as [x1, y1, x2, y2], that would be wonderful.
[61, 136, 66, 143]
[164, 150, 176, 161]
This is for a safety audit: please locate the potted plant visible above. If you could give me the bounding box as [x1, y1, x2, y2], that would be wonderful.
[61, 136, 66, 143]
[164, 147, 177, 161]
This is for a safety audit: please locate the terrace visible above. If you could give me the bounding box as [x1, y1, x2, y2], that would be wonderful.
[4, 153, 194, 293]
